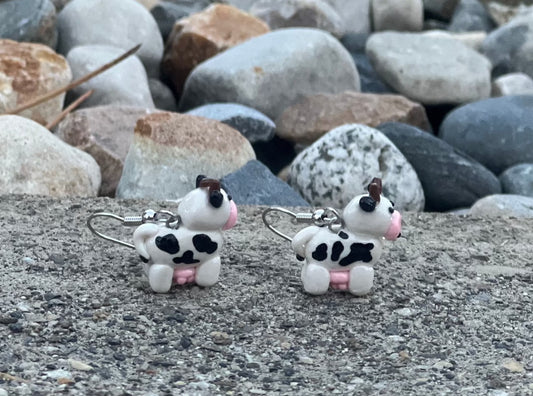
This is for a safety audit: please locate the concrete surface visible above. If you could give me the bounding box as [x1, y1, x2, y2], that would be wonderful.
[0, 196, 532, 395]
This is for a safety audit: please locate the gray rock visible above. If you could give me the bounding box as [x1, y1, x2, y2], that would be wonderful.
[0, 115, 100, 197]
[221, 160, 309, 206]
[288, 124, 425, 211]
[148, 78, 178, 112]
[448, 0, 495, 32]
[186, 103, 275, 143]
[481, 15, 533, 78]
[377, 122, 501, 211]
[491, 72, 533, 96]
[179, 28, 360, 120]
[366, 32, 491, 105]
[423, 0, 460, 19]
[66, 45, 155, 109]
[324, 0, 371, 34]
[117, 112, 255, 199]
[500, 163, 533, 196]
[55, 105, 158, 196]
[0, 0, 58, 49]
[470, 194, 533, 217]
[479, 0, 533, 26]
[371, 0, 423, 32]
[221, 0, 255, 10]
[51, 0, 72, 12]
[249, 0, 345, 37]
[439, 95, 533, 174]
[57, 0, 164, 77]
[150, 1, 191, 41]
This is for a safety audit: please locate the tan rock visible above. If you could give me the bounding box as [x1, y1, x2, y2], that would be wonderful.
[55, 105, 159, 197]
[117, 112, 256, 199]
[276, 91, 431, 145]
[161, 4, 269, 97]
[0, 115, 100, 197]
[0, 39, 72, 125]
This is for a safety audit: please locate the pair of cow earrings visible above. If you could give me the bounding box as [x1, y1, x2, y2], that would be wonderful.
[87, 175, 402, 296]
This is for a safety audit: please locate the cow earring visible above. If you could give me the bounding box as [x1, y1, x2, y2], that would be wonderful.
[262, 177, 402, 296]
[87, 176, 238, 293]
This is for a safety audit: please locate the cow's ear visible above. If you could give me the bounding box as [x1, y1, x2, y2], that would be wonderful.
[209, 190, 223, 208]
[359, 196, 376, 212]
[196, 175, 206, 188]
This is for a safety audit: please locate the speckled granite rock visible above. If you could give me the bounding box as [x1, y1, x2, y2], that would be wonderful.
[0, 115, 100, 196]
[470, 194, 533, 217]
[499, 163, 533, 196]
[288, 123, 425, 211]
[0, 40, 72, 125]
[117, 112, 255, 199]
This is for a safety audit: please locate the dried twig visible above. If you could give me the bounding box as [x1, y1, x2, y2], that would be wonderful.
[45, 89, 94, 130]
[4, 44, 141, 116]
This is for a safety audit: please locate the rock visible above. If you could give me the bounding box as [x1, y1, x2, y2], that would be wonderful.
[501, 358, 525, 373]
[0, 115, 100, 197]
[179, 28, 360, 120]
[481, 15, 533, 78]
[469, 194, 533, 217]
[423, 0, 460, 19]
[134, 0, 160, 9]
[439, 95, 533, 174]
[371, 0, 423, 32]
[288, 124, 425, 211]
[55, 106, 158, 196]
[151, 2, 192, 41]
[68, 359, 93, 371]
[57, 0, 164, 77]
[421, 29, 487, 50]
[221, 160, 309, 205]
[162, 4, 269, 97]
[186, 103, 275, 143]
[324, 0, 371, 34]
[500, 163, 533, 196]
[491, 73, 533, 96]
[117, 112, 255, 199]
[479, 0, 533, 25]
[222, 0, 255, 10]
[0, 388, 7, 396]
[0, 0, 58, 49]
[0, 40, 72, 126]
[66, 45, 155, 109]
[249, 0, 345, 37]
[51, 0, 72, 12]
[276, 91, 431, 145]
[377, 122, 501, 211]
[340, 33, 393, 93]
[448, 0, 495, 32]
[366, 32, 491, 105]
[148, 78, 178, 112]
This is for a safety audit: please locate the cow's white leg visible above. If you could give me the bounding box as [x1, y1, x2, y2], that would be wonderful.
[148, 264, 174, 293]
[195, 257, 221, 287]
[301, 262, 330, 295]
[348, 265, 374, 296]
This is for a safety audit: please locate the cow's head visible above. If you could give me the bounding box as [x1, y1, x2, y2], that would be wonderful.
[177, 175, 237, 231]
[342, 178, 401, 240]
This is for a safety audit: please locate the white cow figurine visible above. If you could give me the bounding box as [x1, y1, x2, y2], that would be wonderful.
[291, 178, 402, 296]
[133, 176, 237, 293]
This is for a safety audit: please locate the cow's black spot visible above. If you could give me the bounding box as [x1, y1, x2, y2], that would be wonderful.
[312, 243, 328, 261]
[339, 243, 374, 266]
[296, 255, 305, 261]
[139, 255, 149, 263]
[210, 191, 223, 208]
[389, 207, 394, 214]
[331, 241, 344, 261]
[359, 196, 376, 212]
[338, 231, 349, 239]
[155, 234, 180, 254]
[172, 251, 200, 264]
[192, 234, 218, 254]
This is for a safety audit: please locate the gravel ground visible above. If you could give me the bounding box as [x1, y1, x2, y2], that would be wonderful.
[0, 196, 532, 396]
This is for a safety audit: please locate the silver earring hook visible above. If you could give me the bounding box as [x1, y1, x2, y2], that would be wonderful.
[87, 209, 181, 249]
[262, 206, 345, 243]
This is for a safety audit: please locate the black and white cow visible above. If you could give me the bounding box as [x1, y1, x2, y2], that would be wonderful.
[133, 176, 237, 293]
[291, 178, 402, 296]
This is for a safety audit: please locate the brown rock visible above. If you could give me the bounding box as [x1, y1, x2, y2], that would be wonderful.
[55, 106, 159, 197]
[161, 4, 269, 97]
[276, 91, 431, 144]
[117, 112, 256, 199]
[0, 39, 72, 125]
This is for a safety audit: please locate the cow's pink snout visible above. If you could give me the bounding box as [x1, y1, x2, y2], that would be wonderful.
[223, 200, 238, 230]
[384, 210, 402, 241]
